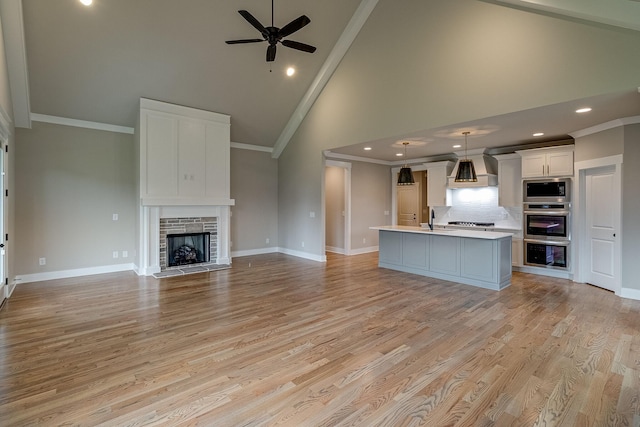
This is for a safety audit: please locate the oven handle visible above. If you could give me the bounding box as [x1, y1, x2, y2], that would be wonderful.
[524, 210, 570, 215]
[524, 238, 570, 246]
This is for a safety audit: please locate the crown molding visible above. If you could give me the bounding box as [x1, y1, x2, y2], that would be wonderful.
[570, 115, 640, 139]
[230, 142, 273, 153]
[30, 113, 135, 134]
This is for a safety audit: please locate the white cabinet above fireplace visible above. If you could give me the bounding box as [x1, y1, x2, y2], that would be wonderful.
[138, 98, 235, 206]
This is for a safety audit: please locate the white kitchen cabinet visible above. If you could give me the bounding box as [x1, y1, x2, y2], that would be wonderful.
[494, 153, 522, 207]
[138, 98, 232, 206]
[512, 237, 523, 267]
[425, 161, 455, 208]
[518, 146, 574, 178]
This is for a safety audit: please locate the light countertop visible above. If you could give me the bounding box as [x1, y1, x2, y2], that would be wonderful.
[370, 225, 513, 240]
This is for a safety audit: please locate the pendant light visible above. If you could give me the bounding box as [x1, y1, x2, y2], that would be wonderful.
[397, 142, 415, 185]
[454, 131, 477, 182]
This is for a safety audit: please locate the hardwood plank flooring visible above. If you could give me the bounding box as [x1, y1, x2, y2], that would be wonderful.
[1, 252, 639, 426]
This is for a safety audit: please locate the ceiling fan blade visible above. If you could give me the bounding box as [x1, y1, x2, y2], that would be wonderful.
[238, 10, 267, 35]
[225, 39, 265, 44]
[278, 15, 311, 38]
[281, 40, 317, 53]
[266, 44, 276, 62]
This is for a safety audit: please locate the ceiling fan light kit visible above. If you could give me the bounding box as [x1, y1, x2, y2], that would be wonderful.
[226, 0, 317, 63]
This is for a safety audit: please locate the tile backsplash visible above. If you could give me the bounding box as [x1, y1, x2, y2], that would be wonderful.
[430, 187, 522, 229]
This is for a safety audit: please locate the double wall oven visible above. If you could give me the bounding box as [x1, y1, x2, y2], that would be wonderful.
[523, 178, 571, 270]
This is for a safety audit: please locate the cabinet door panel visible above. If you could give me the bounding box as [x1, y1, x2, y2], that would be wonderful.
[205, 123, 230, 199]
[521, 153, 546, 178]
[178, 120, 207, 197]
[403, 233, 429, 269]
[430, 235, 460, 275]
[145, 114, 178, 197]
[379, 231, 403, 265]
[547, 151, 573, 176]
[461, 238, 496, 282]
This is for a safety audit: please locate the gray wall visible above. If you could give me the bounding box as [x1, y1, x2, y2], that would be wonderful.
[278, 0, 640, 258]
[622, 124, 640, 292]
[351, 161, 390, 250]
[15, 122, 136, 274]
[325, 166, 345, 251]
[230, 148, 278, 253]
[574, 126, 624, 163]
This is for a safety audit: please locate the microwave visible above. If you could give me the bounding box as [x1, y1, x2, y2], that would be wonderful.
[523, 178, 570, 203]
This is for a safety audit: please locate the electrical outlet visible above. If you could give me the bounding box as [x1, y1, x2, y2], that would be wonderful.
[265, 238, 270, 244]
[301, 241, 305, 248]
[363, 238, 366, 244]
[113, 251, 119, 259]
[39, 257, 46, 266]
[122, 250, 128, 258]
[384, 210, 390, 216]
[309, 211, 315, 218]
[112, 213, 118, 221]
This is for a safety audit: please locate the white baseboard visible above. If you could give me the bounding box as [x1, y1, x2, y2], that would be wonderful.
[349, 246, 379, 255]
[15, 263, 135, 284]
[278, 247, 327, 262]
[325, 246, 346, 255]
[516, 265, 573, 280]
[620, 287, 640, 301]
[231, 247, 279, 258]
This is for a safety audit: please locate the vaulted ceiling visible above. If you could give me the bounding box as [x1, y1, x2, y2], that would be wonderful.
[2, 0, 640, 161]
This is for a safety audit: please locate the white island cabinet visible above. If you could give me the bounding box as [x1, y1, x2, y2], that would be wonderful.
[372, 226, 512, 290]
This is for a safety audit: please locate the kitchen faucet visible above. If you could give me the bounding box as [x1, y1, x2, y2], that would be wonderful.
[428, 209, 435, 230]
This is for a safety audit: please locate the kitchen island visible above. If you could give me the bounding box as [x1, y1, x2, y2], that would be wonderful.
[371, 225, 512, 290]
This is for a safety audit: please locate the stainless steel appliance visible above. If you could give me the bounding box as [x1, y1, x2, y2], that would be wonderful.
[524, 239, 569, 269]
[523, 201, 571, 270]
[523, 178, 570, 203]
[524, 203, 570, 240]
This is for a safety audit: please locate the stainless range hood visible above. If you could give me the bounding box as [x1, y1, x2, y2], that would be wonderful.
[447, 148, 498, 188]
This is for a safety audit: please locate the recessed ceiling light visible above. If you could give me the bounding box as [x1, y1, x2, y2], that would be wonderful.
[286, 67, 295, 77]
[453, 144, 462, 148]
[80, 0, 92, 5]
[396, 153, 403, 157]
[576, 107, 592, 113]
[363, 147, 372, 151]
[533, 132, 544, 137]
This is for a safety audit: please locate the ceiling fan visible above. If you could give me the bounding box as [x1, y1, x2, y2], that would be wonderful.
[225, 0, 317, 62]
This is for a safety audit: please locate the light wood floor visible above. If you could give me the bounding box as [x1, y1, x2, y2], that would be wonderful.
[1, 252, 639, 426]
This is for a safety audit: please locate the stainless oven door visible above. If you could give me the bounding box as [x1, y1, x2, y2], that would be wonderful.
[524, 209, 570, 240]
[524, 239, 569, 270]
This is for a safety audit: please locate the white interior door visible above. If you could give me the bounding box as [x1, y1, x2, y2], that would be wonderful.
[397, 183, 419, 226]
[0, 141, 5, 305]
[584, 166, 618, 292]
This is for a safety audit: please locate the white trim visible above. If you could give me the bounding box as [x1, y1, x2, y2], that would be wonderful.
[140, 98, 230, 125]
[141, 197, 235, 207]
[487, 0, 640, 32]
[0, 0, 31, 128]
[325, 159, 352, 170]
[325, 151, 393, 166]
[349, 245, 378, 255]
[15, 263, 135, 284]
[516, 265, 573, 280]
[620, 288, 640, 301]
[570, 116, 640, 139]
[573, 155, 623, 294]
[278, 247, 327, 262]
[232, 247, 279, 257]
[272, 0, 379, 159]
[30, 113, 135, 134]
[0, 104, 12, 139]
[230, 142, 273, 153]
[325, 246, 346, 255]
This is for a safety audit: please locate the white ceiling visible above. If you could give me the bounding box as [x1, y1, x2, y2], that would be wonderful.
[3, 0, 640, 161]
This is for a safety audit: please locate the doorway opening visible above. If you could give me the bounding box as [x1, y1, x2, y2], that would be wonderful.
[325, 161, 351, 255]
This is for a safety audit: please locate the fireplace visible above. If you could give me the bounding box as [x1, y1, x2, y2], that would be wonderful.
[167, 232, 210, 267]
